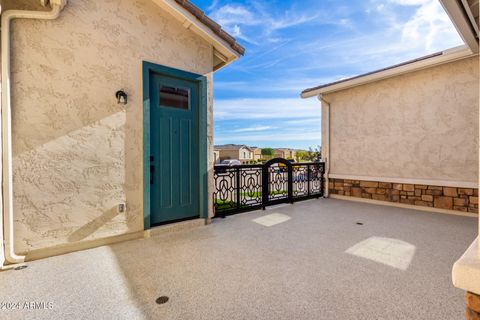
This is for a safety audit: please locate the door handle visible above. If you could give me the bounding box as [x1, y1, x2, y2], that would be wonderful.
[150, 155, 155, 184]
[150, 165, 155, 184]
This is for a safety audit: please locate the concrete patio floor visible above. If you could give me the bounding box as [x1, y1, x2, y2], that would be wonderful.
[0, 198, 477, 320]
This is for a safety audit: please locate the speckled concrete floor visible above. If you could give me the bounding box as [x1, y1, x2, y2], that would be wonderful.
[0, 199, 477, 320]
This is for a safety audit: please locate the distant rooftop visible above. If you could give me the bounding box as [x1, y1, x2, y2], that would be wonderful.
[214, 144, 251, 150]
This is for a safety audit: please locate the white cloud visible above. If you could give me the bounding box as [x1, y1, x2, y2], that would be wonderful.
[370, 0, 462, 53]
[214, 98, 321, 121]
[206, 0, 219, 12]
[209, 4, 259, 27]
[231, 25, 241, 36]
[227, 24, 258, 45]
[400, 0, 457, 51]
[285, 0, 463, 79]
[207, 5, 264, 44]
[215, 132, 321, 143]
[389, 0, 430, 5]
[268, 14, 320, 32]
[284, 118, 322, 126]
[214, 77, 332, 94]
[208, 2, 321, 42]
[233, 126, 275, 133]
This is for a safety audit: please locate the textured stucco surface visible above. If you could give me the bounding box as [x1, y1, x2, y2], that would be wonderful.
[9, 0, 214, 253]
[323, 56, 479, 184]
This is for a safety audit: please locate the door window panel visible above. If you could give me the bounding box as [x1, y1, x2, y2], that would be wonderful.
[159, 85, 190, 110]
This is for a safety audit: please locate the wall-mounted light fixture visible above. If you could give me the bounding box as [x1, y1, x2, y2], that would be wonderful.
[115, 90, 128, 105]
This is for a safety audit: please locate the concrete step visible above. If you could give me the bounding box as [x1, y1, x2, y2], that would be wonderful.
[144, 218, 206, 238]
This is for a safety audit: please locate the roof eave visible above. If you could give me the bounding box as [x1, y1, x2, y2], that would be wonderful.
[301, 46, 476, 98]
[439, 0, 479, 54]
[153, 0, 243, 70]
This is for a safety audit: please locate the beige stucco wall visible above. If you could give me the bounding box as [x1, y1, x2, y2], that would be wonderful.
[9, 0, 215, 254]
[274, 149, 295, 160]
[238, 147, 252, 160]
[217, 149, 240, 161]
[323, 56, 479, 185]
[253, 149, 262, 161]
[217, 147, 253, 162]
[213, 150, 220, 164]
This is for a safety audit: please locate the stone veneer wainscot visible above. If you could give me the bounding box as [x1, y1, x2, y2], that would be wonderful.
[466, 292, 480, 320]
[329, 179, 478, 214]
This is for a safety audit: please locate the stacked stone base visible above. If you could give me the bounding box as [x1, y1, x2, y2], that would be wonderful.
[329, 178, 478, 213]
[466, 292, 480, 320]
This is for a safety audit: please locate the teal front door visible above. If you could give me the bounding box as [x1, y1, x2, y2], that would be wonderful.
[149, 71, 200, 225]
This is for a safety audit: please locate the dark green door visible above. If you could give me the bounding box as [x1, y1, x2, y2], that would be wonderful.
[150, 72, 199, 225]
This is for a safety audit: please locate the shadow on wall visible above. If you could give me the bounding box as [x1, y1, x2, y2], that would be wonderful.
[13, 111, 134, 253]
[11, 0, 214, 253]
[67, 206, 121, 242]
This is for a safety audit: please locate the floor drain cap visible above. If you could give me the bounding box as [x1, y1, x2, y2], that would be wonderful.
[156, 296, 169, 305]
[14, 265, 27, 271]
[356, 222, 364, 225]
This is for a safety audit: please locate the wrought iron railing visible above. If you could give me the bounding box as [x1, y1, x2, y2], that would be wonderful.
[213, 158, 325, 216]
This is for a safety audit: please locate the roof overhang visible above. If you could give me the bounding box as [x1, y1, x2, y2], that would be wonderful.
[440, 0, 479, 54]
[301, 46, 476, 98]
[152, 0, 244, 71]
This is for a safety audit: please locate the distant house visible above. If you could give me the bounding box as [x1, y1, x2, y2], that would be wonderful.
[250, 147, 263, 161]
[275, 148, 296, 161]
[214, 144, 253, 164]
[213, 150, 220, 164]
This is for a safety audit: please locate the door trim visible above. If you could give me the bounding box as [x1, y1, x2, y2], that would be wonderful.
[142, 61, 208, 230]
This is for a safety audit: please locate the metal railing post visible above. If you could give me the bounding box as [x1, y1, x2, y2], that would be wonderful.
[287, 163, 293, 203]
[236, 167, 241, 212]
[261, 164, 267, 210]
[320, 164, 324, 197]
[307, 164, 311, 197]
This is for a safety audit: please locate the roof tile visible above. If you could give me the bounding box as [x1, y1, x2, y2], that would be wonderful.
[174, 0, 245, 56]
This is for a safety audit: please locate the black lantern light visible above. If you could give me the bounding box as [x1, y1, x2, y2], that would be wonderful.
[115, 90, 128, 105]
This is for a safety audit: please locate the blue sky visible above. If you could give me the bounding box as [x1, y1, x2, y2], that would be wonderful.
[191, 0, 463, 150]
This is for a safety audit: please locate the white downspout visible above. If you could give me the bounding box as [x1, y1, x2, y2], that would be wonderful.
[318, 94, 330, 197]
[1, 0, 67, 266]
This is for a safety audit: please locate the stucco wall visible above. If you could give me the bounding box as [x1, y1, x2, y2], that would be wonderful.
[238, 147, 251, 160]
[218, 149, 240, 160]
[323, 56, 479, 186]
[9, 0, 214, 253]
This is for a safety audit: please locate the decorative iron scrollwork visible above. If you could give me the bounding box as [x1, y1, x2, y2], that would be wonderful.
[214, 159, 325, 217]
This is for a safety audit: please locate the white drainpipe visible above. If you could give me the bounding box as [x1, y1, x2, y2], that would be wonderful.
[318, 94, 330, 197]
[1, 0, 67, 267]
